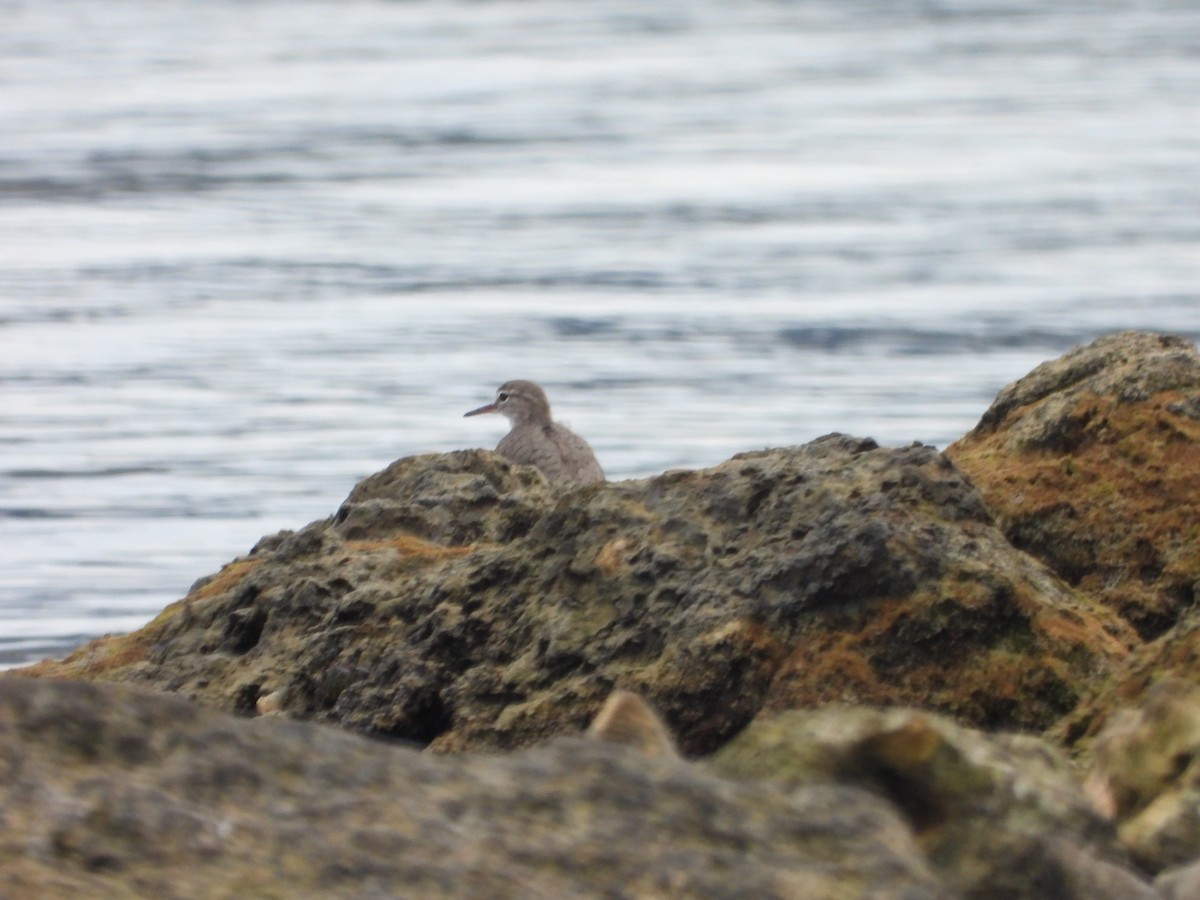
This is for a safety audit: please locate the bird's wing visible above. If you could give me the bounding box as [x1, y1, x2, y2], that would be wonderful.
[547, 424, 605, 484]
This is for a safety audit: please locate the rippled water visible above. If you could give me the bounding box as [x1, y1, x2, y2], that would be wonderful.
[2, 0, 1198, 666]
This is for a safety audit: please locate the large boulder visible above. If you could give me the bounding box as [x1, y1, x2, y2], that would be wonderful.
[948, 331, 1200, 640]
[0, 676, 950, 899]
[13, 331, 1200, 893]
[5, 676, 1170, 898]
[711, 706, 1155, 898]
[23, 435, 1132, 753]
[1083, 678, 1200, 874]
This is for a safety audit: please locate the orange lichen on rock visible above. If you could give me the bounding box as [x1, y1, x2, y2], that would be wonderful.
[19, 558, 264, 681]
[951, 391, 1200, 638]
[187, 557, 264, 602]
[769, 632, 888, 706]
[593, 537, 635, 575]
[344, 535, 479, 561]
[19, 597, 191, 680]
[765, 571, 1130, 732]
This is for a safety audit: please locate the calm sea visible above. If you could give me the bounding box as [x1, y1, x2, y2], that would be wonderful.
[2, 0, 1198, 665]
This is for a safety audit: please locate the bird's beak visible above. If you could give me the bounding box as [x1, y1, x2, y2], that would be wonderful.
[464, 402, 498, 417]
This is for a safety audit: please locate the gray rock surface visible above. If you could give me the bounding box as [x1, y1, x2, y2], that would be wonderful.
[1086, 679, 1200, 873]
[711, 706, 1157, 899]
[966, 331, 1200, 446]
[1157, 858, 1200, 900]
[0, 676, 949, 899]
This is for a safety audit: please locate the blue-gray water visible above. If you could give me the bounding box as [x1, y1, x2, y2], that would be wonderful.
[2, 0, 1198, 667]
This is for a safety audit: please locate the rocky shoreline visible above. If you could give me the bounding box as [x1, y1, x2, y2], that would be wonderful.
[6, 330, 1200, 897]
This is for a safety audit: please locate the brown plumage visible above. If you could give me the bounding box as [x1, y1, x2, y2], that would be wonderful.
[464, 380, 605, 487]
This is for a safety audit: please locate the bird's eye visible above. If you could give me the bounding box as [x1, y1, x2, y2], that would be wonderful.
[497, 392, 509, 402]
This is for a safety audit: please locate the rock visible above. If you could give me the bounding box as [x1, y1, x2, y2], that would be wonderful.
[11, 331, 1200, 893]
[709, 706, 1156, 899]
[335, 448, 555, 544]
[948, 331, 1200, 640]
[254, 688, 284, 716]
[1055, 610, 1200, 770]
[586, 689, 677, 758]
[946, 332, 1200, 862]
[21, 435, 1132, 753]
[1158, 858, 1200, 899]
[0, 675, 950, 899]
[1084, 678, 1200, 873]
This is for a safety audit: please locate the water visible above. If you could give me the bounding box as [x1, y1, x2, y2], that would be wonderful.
[2, 0, 1198, 667]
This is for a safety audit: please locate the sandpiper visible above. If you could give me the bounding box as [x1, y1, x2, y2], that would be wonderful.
[464, 380, 605, 487]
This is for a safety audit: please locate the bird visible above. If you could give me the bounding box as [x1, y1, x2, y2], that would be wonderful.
[464, 380, 605, 487]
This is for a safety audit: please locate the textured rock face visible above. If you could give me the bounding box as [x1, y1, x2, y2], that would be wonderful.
[1085, 679, 1200, 873]
[948, 330, 1200, 640]
[946, 328, 1200, 743]
[711, 706, 1156, 899]
[10, 330, 1200, 894]
[25, 435, 1131, 753]
[939, 330, 1200, 884]
[0, 676, 950, 899]
[1159, 859, 1200, 900]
